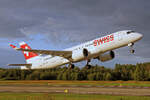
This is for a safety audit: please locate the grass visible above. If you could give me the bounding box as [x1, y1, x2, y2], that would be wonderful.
[0, 80, 150, 87]
[0, 81, 150, 100]
[0, 93, 150, 100]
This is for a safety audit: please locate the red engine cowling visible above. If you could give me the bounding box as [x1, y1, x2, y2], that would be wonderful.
[98, 51, 115, 62]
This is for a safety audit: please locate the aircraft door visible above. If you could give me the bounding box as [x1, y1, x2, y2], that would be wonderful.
[38, 57, 43, 68]
[118, 33, 123, 41]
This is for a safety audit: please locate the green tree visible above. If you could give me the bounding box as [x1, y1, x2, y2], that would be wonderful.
[104, 72, 112, 81]
[134, 64, 145, 81]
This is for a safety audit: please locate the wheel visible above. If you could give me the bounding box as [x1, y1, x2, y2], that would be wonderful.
[69, 64, 75, 69]
[128, 43, 134, 47]
[130, 49, 135, 54]
[86, 65, 91, 69]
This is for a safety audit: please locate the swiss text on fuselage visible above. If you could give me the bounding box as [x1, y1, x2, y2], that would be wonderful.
[93, 34, 114, 46]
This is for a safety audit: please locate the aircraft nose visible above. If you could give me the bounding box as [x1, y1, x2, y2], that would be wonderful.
[137, 33, 143, 40]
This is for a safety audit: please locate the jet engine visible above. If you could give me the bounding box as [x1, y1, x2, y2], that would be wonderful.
[98, 51, 115, 62]
[72, 48, 90, 62]
[83, 48, 89, 57]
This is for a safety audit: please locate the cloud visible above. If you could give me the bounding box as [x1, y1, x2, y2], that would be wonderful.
[0, 0, 150, 67]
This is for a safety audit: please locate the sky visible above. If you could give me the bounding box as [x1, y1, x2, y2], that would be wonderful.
[0, 0, 150, 68]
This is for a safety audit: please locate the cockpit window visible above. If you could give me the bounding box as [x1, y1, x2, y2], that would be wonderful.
[127, 31, 135, 34]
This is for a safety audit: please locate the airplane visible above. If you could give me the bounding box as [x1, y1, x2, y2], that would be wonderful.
[8, 30, 143, 70]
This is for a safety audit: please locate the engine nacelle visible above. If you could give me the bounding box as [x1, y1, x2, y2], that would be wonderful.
[83, 48, 88, 57]
[72, 48, 89, 62]
[98, 51, 115, 62]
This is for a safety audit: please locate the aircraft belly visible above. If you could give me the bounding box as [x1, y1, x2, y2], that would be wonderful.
[43, 57, 69, 69]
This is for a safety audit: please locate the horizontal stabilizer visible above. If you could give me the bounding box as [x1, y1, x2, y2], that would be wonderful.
[8, 64, 32, 67]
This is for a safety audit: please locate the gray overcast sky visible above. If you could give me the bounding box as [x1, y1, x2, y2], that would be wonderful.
[0, 0, 150, 68]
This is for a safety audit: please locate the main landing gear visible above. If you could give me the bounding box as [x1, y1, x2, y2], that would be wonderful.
[128, 43, 135, 54]
[68, 59, 92, 69]
[86, 59, 92, 69]
[68, 63, 75, 69]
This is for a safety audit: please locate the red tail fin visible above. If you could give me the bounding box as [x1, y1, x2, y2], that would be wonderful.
[19, 42, 38, 60]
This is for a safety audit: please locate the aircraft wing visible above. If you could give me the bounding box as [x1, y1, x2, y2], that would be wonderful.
[9, 44, 72, 59]
[16, 48, 72, 59]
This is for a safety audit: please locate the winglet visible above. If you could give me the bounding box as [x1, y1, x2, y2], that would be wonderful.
[9, 44, 19, 50]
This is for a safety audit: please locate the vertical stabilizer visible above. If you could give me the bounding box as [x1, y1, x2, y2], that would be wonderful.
[19, 42, 38, 61]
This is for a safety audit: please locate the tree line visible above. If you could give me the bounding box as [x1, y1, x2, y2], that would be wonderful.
[0, 62, 150, 81]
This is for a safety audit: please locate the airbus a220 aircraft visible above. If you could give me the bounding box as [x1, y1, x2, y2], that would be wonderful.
[8, 30, 143, 69]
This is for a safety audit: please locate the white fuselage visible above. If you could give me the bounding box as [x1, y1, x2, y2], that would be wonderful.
[23, 30, 143, 69]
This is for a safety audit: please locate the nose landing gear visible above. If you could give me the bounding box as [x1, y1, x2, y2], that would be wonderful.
[128, 43, 135, 54]
[130, 49, 135, 54]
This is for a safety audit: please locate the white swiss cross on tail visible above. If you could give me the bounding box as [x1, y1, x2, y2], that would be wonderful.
[19, 42, 38, 60]
[24, 46, 29, 57]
